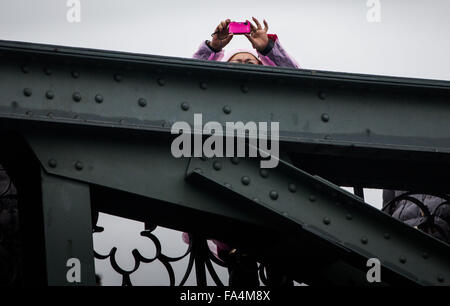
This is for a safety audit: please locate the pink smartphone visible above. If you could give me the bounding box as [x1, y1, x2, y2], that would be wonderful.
[228, 21, 251, 35]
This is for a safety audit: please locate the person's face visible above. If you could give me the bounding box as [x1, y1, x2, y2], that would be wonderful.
[228, 52, 261, 65]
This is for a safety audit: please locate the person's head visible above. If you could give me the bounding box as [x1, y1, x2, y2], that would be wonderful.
[228, 52, 261, 65]
[224, 48, 262, 65]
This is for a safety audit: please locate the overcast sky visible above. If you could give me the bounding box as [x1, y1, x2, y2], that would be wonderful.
[1, 0, 448, 285]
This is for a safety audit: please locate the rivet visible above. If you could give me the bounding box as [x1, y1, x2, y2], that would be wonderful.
[288, 183, 296, 192]
[45, 90, 54, 100]
[11, 101, 18, 108]
[241, 176, 250, 185]
[72, 92, 82, 102]
[241, 85, 249, 93]
[71, 71, 79, 78]
[75, 161, 83, 171]
[346, 213, 352, 220]
[318, 91, 326, 100]
[213, 161, 222, 171]
[181, 102, 189, 111]
[269, 190, 278, 200]
[260, 169, 269, 178]
[383, 233, 390, 239]
[157, 78, 166, 86]
[230, 157, 239, 165]
[321, 113, 329, 122]
[437, 275, 444, 283]
[399, 256, 407, 264]
[48, 159, 57, 168]
[309, 195, 316, 202]
[253, 198, 259, 203]
[21, 65, 29, 73]
[422, 252, 429, 259]
[23, 88, 32, 97]
[223, 105, 231, 114]
[323, 217, 331, 225]
[114, 74, 123, 82]
[138, 98, 147, 107]
[95, 94, 104, 103]
[361, 236, 368, 244]
[199, 82, 207, 89]
[44, 68, 52, 75]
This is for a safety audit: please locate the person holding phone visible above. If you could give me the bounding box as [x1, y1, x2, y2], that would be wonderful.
[185, 17, 298, 286]
[193, 17, 300, 69]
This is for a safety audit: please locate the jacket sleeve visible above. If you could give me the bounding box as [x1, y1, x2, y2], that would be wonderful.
[257, 34, 300, 69]
[192, 40, 225, 61]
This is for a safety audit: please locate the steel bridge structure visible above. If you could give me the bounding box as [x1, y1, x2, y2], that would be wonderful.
[0, 40, 449, 286]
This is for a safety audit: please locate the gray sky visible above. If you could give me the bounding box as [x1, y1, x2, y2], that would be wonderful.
[1, 0, 448, 285]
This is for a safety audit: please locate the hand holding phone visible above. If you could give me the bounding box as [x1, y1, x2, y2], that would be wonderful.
[209, 19, 234, 51]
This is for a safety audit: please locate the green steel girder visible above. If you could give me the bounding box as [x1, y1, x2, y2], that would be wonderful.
[186, 153, 450, 286]
[4, 121, 447, 286]
[0, 40, 449, 191]
[0, 40, 449, 286]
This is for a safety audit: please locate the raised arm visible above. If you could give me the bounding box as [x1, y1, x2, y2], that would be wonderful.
[193, 19, 232, 61]
[246, 17, 300, 69]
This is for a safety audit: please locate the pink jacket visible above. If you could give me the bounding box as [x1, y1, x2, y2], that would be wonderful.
[193, 34, 300, 69]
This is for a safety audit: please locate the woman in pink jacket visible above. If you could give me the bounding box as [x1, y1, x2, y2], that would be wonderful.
[185, 17, 299, 286]
[193, 17, 300, 69]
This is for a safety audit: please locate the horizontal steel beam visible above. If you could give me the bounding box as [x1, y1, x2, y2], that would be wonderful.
[0, 39, 449, 155]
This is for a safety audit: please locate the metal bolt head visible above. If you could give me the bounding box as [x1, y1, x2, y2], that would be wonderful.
[48, 159, 57, 168]
[422, 252, 429, 259]
[383, 232, 391, 240]
[21, 65, 29, 73]
[346, 213, 353, 220]
[241, 85, 249, 93]
[23, 88, 32, 97]
[318, 91, 326, 100]
[45, 90, 54, 100]
[437, 275, 444, 283]
[361, 236, 368, 244]
[114, 74, 123, 82]
[72, 92, 82, 102]
[288, 183, 297, 193]
[399, 256, 407, 264]
[44, 68, 52, 75]
[309, 195, 316, 202]
[223, 105, 231, 114]
[213, 161, 222, 171]
[95, 94, 104, 103]
[71, 71, 79, 79]
[157, 78, 166, 86]
[199, 82, 207, 89]
[75, 161, 84, 171]
[321, 113, 330, 122]
[260, 169, 269, 178]
[241, 176, 250, 185]
[323, 217, 331, 225]
[181, 102, 189, 111]
[230, 157, 239, 165]
[269, 190, 278, 200]
[138, 98, 147, 107]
